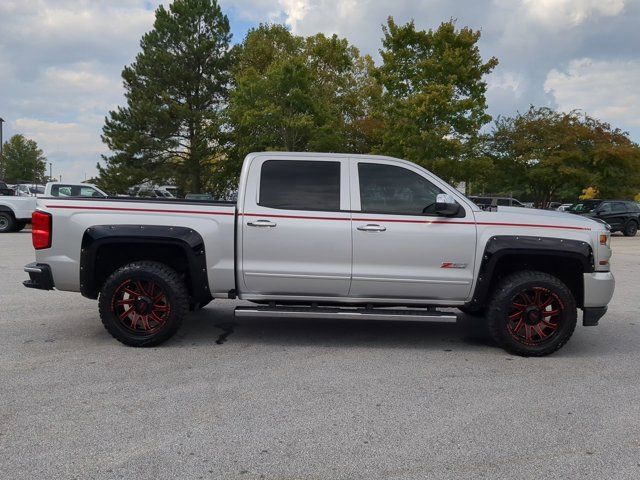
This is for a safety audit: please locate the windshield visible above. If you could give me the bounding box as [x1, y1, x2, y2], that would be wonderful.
[568, 201, 600, 213]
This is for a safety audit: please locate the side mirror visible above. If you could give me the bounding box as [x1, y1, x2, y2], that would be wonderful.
[435, 193, 460, 216]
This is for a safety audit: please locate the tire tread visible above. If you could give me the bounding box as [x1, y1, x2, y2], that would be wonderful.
[98, 261, 188, 347]
[486, 270, 577, 357]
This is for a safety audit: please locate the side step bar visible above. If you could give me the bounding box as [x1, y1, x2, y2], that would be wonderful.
[235, 306, 458, 323]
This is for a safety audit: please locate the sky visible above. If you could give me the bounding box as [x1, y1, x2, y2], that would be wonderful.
[0, 0, 639, 182]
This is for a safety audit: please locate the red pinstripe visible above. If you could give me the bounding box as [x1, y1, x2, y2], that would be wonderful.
[45, 204, 235, 216]
[43, 205, 591, 231]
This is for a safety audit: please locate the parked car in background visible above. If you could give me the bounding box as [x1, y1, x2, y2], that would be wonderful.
[160, 185, 179, 198]
[0, 194, 36, 232]
[469, 196, 528, 210]
[45, 182, 107, 198]
[129, 185, 175, 198]
[547, 202, 562, 210]
[568, 200, 639, 236]
[8, 184, 47, 196]
[184, 193, 213, 201]
[557, 203, 573, 212]
[136, 187, 175, 198]
[0, 181, 15, 196]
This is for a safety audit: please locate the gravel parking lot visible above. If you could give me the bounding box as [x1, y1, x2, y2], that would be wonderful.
[1, 231, 639, 479]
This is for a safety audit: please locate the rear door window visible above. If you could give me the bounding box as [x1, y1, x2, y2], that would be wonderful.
[259, 160, 340, 211]
[611, 202, 626, 213]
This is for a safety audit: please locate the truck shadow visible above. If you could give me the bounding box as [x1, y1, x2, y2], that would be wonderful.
[176, 303, 496, 352]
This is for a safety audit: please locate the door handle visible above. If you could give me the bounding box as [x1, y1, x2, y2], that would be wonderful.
[357, 224, 386, 232]
[247, 219, 277, 228]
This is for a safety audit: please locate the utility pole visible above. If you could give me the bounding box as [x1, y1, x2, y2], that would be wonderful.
[0, 117, 4, 180]
[49, 162, 53, 182]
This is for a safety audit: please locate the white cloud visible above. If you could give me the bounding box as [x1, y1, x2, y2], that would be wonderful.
[0, 1, 159, 182]
[1, 0, 639, 184]
[521, 0, 626, 26]
[11, 118, 108, 181]
[278, 0, 310, 28]
[544, 58, 640, 128]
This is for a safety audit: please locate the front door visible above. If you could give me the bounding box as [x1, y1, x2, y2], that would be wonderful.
[240, 156, 352, 297]
[349, 160, 477, 301]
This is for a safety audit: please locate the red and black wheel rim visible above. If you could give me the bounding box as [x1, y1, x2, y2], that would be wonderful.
[111, 278, 171, 335]
[506, 287, 564, 346]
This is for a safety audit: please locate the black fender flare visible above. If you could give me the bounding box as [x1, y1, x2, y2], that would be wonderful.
[80, 225, 210, 304]
[467, 235, 594, 309]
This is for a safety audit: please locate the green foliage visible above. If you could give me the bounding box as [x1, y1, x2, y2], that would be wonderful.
[481, 107, 640, 206]
[96, 4, 639, 201]
[374, 18, 498, 182]
[1, 134, 47, 184]
[216, 24, 380, 192]
[100, 0, 231, 194]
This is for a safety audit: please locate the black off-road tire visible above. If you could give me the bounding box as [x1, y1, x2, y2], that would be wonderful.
[14, 221, 27, 232]
[486, 270, 577, 357]
[0, 212, 16, 233]
[623, 221, 638, 237]
[98, 261, 189, 347]
[458, 305, 486, 316]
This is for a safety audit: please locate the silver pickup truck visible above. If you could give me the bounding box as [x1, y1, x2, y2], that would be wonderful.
[23, 152, 615, 356]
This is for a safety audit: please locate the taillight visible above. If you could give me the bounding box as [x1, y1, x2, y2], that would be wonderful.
[32, 211, 52, 249]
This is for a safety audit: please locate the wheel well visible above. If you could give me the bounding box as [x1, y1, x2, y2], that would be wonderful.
[0, 206, 16, 217]
[488, 254, 585, 307]
[93, 242, 193, 298]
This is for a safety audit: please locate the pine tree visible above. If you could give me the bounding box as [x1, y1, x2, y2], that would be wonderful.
[100, 0, 231, 193]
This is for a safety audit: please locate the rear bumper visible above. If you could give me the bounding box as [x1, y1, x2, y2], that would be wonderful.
[23, 262, 55, 290]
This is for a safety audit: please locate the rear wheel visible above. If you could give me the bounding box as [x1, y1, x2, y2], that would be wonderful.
[486, 270, 577, 356]
[14, 221, 27, 232]
[0, 212, 15, 233]
[623, 221, 638, 237]
[98, 261, 188, 347]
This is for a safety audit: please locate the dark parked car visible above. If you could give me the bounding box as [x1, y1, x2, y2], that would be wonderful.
[0, 181, 15, 196]
[567, 200, 639, 236]
[469, 196, 527, 210]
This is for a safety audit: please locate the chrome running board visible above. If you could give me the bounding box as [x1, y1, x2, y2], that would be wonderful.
[234, 306, 457, 323]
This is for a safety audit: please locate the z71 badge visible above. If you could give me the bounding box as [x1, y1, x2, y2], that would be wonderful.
[441, 262, 468, 269]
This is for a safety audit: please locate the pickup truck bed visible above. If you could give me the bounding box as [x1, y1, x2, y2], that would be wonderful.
[23, 152, 615, 356]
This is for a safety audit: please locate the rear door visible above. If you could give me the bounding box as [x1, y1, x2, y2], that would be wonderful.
[597, 202, 625, 230]
[349, 159, 477, 301]
[240, 156, 352, 297]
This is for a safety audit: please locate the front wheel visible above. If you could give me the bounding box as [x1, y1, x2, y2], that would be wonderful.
[486, 271, 577, 356]
[98, 261, 189, 347]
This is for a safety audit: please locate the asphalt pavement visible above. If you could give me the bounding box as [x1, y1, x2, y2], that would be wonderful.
[1, 231, 639, 479]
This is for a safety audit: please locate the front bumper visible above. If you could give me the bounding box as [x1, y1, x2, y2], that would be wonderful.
[23, 262, 55, 290]
[582, 272, 615, 326]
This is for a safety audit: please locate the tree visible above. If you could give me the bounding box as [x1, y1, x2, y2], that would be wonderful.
[100, 0, 232, 193]
[2, 134, 47, 184]
[374, 18, 498, 182]
[486, 107, 640, 206]
[217, 24, 379, 192]
[579, 186, 599, 200]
